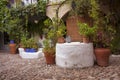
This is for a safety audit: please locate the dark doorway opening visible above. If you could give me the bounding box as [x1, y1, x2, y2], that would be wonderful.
[0, 32, 9, 51]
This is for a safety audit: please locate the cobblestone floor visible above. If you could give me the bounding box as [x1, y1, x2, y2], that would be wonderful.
[0, 51, 120, 80]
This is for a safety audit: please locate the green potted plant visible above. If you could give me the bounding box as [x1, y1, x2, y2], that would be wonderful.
[44, 18, 66, 44]
[93, 25, 116, 67]
[42, 39, 55, 64]
[21, 37, 39, 52]
[56, 19, 66, 43]
[5, 17, 24, 54]
[78, 22, 97, 43]
[43, 16, 66, 64]
[88, 0, 117, 67]
[0, 0, 15, 54]
[42, 19, 56, 64]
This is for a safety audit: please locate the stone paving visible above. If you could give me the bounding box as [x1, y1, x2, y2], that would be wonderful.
[0, 51, 120, 80]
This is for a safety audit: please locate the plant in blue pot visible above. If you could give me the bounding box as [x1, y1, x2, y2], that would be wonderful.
[21, 37, 39, 53]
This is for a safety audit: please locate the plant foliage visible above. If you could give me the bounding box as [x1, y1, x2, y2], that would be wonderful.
[21, 36, 38, 49]
[78, 22, 97, 37]
[0, 0, 47, 38]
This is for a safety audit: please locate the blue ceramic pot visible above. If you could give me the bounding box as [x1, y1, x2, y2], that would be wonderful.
[30, 48, 36, 53]
[10, 40, 14, 44]
[25, 48, 30, 52]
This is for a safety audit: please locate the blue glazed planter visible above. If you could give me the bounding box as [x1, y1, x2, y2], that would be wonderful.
[25, 48, 30, 52]
[10, 40, 14, 44]
[30, 48, 36, 53]
[25, 48, 36, 53]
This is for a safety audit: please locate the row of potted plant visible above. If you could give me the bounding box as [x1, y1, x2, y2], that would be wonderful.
[75, 0, 116, 67]
[0, 0, 47, 53]
[1, 0, 118, 67]
[77, 21, 115, 66]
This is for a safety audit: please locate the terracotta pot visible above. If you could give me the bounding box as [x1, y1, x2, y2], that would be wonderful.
[83, 36, 89, 43]
[94, 48, 111, 67]
[44, 52, 55, 64]
[57, 37, 65, 43]
[9, 43, 16, 54]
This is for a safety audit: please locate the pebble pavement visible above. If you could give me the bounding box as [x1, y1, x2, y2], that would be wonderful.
[0, 51, 120, 80]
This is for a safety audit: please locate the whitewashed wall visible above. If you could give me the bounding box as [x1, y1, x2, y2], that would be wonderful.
[22, 0, 37, 6]
[49, 0, 65, 3]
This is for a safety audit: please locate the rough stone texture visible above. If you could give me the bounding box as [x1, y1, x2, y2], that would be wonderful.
[0, 51, 120, 80]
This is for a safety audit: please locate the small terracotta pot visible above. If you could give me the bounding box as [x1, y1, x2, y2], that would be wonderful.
[94, 48, 111, 67]
[9, 43, 16, 54]
[44, 52, 55, 64]
[83, 36, 89, 43]
[57, 37, 65, 43]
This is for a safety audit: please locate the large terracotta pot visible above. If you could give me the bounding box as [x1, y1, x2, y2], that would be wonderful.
[94, 48, 111, 67]
[9, 43, 16, 54]
[44, 52, 55, 64]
